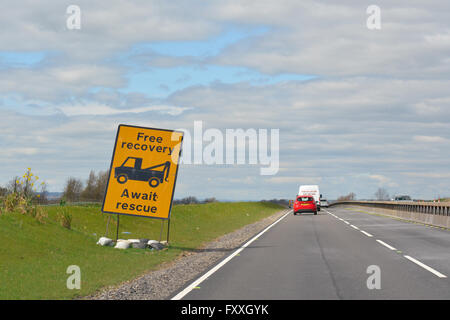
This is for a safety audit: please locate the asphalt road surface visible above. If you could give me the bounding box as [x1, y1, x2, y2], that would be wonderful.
[173, 205, 450, 300]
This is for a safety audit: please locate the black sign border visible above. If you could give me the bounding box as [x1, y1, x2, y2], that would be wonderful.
[101, 124, 184, 220]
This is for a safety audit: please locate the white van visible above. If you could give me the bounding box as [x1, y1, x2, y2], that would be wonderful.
[298, 185, 321, 211]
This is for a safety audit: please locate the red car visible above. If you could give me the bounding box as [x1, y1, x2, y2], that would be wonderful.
[293, 195, 317, 215]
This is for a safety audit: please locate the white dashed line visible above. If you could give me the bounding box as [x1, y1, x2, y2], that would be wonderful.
[327, 208, 447, 280]
[404, 255, 447, 278]
[376, 239, 397, 251]
[360, 230, 373, 237]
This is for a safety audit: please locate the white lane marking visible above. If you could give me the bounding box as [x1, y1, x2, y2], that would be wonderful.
[360, 230, 373, 237]
[376, 239, 397, 251]
[403, 255, 447, 278]
[328, 210, 371, 237]
[328, 208, 447, 279]
[171, 209, 292, 300]
[343, 221, 350, 224]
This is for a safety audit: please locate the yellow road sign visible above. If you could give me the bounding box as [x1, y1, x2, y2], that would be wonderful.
[102, 124, 183, 220]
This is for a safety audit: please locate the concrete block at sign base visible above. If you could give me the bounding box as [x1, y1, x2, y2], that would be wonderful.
[115, 241, 131, 249]
[97, 237, 113, 246]
[149, 242, 165, 250]
[127, 239, 140, 243]
[147, 240, 159, 246]
[139, 238, 149, 244]
[132, 242, 147, 249]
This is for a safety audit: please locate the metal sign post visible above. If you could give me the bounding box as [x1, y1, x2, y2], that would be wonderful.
[104, 214, 111, 237]
[166, 217, 171, 244]
[115, 214, 120, 242]
[159, 220, 165, 242]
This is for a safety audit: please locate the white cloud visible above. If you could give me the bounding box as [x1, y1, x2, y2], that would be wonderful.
[413, 135, 448, 143]
[266, 176, 322, 184]
[4, 147, 39, 156]
[402, 172, 450, 179]
[210, 1, 450, 77]
[58, 103, 188, 116]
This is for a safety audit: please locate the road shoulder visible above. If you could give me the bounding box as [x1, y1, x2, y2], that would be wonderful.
[86, 208, 290, 300]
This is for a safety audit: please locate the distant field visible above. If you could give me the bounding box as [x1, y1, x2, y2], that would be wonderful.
[0, 201, 282, 299]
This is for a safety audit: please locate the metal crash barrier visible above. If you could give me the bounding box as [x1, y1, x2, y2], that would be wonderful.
[329, 201, 450, 228]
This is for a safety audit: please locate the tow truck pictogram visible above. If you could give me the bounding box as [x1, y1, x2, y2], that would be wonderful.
[114, 157, 171, 188]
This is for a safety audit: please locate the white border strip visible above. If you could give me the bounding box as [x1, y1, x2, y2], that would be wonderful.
[327, 208, 447, 279]
[376, 239, 397, 251]
[171, 209, 292, 300]
[360, 230, 373, 237]
[404, 255, 447, 278]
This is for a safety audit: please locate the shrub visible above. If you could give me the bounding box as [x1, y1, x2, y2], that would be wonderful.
[0, 169, 48, 223]
[4, 192, 20, 212]
[57, 205, 72, 229]
[30, 205, 47, 224]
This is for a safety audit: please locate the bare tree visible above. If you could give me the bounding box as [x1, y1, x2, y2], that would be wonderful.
[63, 177, 83, 202]
[175, 196, 199, 205]
[81, 171, 96, 200]
[94, 170, 109, 201]
[7, 176, 22, 194]
[204, 197, 217, 203]
[337, 192, 356, 201]
[37, 181, 49, 204]
[374, 187, 390, 200]
[79, 170, 110, 201]
[0, 186, 7, 197]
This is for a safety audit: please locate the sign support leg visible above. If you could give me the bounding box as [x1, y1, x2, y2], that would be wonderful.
[105, 214, 111, 237]
[166, 218, 171, 244]
[115, 214, 120, 242]
[159, 220, 165, 242]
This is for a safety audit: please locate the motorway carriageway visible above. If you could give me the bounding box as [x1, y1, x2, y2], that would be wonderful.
[172, 206, 450, 300]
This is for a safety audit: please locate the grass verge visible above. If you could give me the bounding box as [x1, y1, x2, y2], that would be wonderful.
[0, 201, 282, 299]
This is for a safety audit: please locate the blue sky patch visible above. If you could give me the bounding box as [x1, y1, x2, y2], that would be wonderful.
[128, 26, 269, 58]
[0, 51, 46, 68]
[121, 65, 315, 98]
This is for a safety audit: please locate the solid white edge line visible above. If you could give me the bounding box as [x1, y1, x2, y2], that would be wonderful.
[350, 224, 359, 230]
[360, 230, 373, 237]
[376, 239, 397, 251]
[171, 209, 292, 300]
[403, 255, 447, 278]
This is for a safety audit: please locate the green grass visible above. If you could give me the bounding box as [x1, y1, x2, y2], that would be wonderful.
[0, 201, 282, 299]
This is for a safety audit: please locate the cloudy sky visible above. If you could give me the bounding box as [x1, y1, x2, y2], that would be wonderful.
[1, 0, 449, 200]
